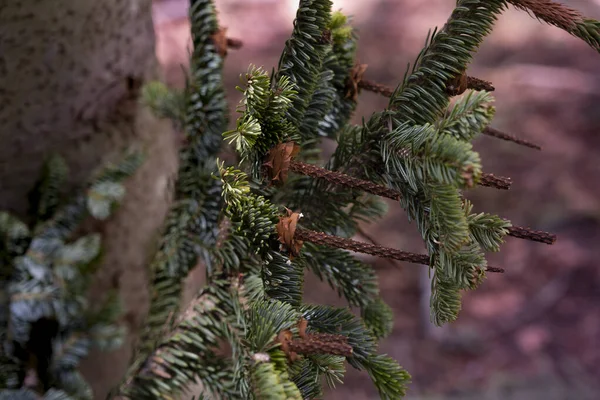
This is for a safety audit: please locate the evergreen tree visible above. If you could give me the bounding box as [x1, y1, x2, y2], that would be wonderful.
[1, 0, 599, 399]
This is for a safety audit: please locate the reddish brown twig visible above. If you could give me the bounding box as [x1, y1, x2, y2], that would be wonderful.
[479, 173, 512, 190]
[359, 76, 494, 99]
[270, 144, 554, 247]
[308, 332, 348, 343]
[278, 326, 353, 360]
[290, 159, 508, 199]
[290, 160, 401, 200]
[507, 225, 556, 245]
[357, 78, 395, 97]
[483, 127, 542, 150]
[288, 337, 353, 357]
[466, 76, 495, 92]
[294, 227, 504, 273]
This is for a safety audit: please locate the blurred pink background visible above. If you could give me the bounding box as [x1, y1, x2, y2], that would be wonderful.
[153, 1, 600, 398]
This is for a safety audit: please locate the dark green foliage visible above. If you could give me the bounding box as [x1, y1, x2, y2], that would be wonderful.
[187, 0, 229, 158]
[136, 0, 229, 357]
[362, 298, 395, 340]
[299, 243, 379, 308]
[0, 152, 141, 398]
[318, 12, 358, 139]
[28, 155, 68, 224]
[6, 0, 599, 399]
[276, 0, 333, 142]
[224, 66, 298, 173]
[120, 280, 240, 400]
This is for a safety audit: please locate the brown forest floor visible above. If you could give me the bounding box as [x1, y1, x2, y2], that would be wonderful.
[154, 0, 600, 398]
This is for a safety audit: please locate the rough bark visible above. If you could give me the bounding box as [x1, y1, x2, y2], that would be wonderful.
[0, 1, 179, 398]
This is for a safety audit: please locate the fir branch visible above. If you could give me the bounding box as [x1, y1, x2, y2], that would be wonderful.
[276, 0, 333, 141]
[290, 160, 401, 200]
[251, 360, 302, 400]
[299, 67, 336, 143]
[436, 90, 496, 142]
[387, 0, 506, 125]
[356, 75, 494, 98]
[225, 66, 298, 169]
[467, 205, 512, 252]
[466, 76, 495, 92]
[506, 225, 556, 245]
[361, 298, 394, 339]
[318, 11, 358, 139]
[507, 0, 600, 53]
[28, 155, 69, 225]
[262, 251, 304, 307]
[483, 126, 542, 150]
[299, 243, 379, 308]
[301, 305, 410, 397]
[136, 0, 229, 358]
[479, 173, 512, 190]
[186, 0, 229, 158]
[137, 170, 222, 355]
[293, 226, 506, 273]
[287, 336, 353, 358]
[295, 227, 430, 265]
[247, 299, 300, 353]
[119, 281, 239, 400]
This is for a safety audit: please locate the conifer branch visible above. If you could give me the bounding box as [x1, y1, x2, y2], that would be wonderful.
[267, 143, 553, 248]
[507, 0, 581, 31]
[507, 1, 600, 52]
[483, 127, 542, 150]
[506, 225, 556, 245]
[293, 227, 504, 273]
[479, 173, 512, 190]
[288, 337, 353, 358]
[289, 160, 401, 200]
[136, 0, 228, 359]
[357, 78, 394, 98]
[466, 76, 495, 92]
[118, 281, 239, 399]
[276, 0, 333, 141]
[357, 75, 494, 99]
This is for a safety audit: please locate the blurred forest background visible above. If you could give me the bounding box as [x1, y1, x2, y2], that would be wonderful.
[154, 0, 600, 399]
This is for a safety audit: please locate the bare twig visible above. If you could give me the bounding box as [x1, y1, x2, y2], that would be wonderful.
[484, 127, 542, 150]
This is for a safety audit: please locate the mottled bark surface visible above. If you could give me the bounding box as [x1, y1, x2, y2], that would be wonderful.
[0, 1, 179, 398]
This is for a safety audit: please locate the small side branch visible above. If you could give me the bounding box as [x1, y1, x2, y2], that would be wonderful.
[357, 78, 394, 97]
[293, 227, 503, 273]
[466, 76, 495, 92]
[358, 75, 494, 99]
[508, 0, 583, 31]
[479, 173, 512, 190]
[484, 127, 542, 150]
[290, 160, 401, 200]
[507, 225, 556, 245]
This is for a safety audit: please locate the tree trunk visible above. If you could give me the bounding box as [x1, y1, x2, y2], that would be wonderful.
[0, 1, 179, 397]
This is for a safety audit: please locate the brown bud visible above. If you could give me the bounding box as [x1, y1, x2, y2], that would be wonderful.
[276, 208, 304, 259]
[263, 142, 301, 185]
[345, 63, 368, 101]
[446, 71, 468, 96]
[211, 27, 229, 57]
